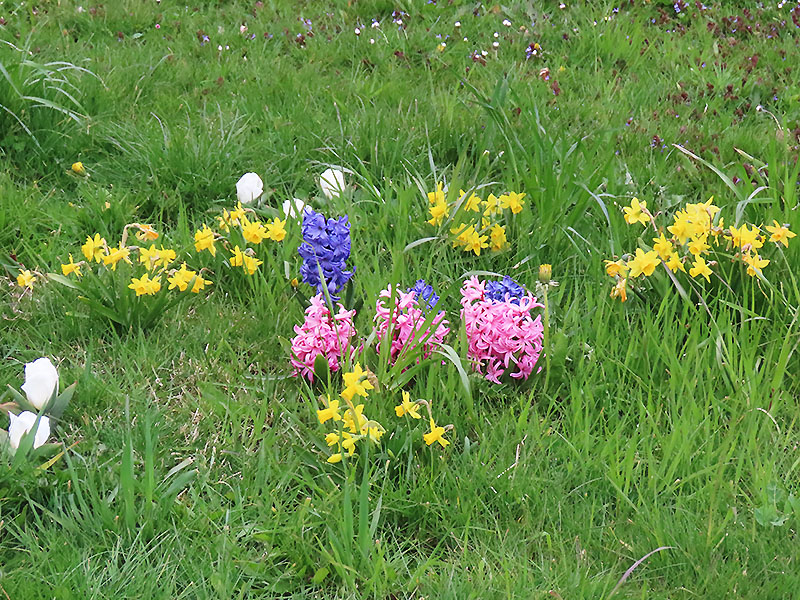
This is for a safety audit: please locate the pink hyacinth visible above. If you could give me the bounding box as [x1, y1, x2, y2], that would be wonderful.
[290, 294, 357, 380]
[374, 285, 449, 366]
[460, 276, 544, 384]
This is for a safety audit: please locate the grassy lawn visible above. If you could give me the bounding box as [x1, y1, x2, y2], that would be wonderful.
[1, 1, 798, 598]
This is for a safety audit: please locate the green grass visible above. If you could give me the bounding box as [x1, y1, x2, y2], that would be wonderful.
[1, 1, 799, 598]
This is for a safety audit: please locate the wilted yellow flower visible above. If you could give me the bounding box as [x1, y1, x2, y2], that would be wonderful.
[604, 259, 629, 278]
[610, 278, 627, 302]
[134, 223, 159, 242]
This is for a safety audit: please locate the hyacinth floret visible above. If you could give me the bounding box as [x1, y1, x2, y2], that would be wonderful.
[484, 276, 526, 304]
[298, 208, 354, 297]
[375, 284, 449, 366]
[460, 276, 544, 384]
[407, 279, 440, 310]
[290, 294, 357, 380]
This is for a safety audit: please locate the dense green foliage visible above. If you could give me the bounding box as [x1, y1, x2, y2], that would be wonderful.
[1, 1, 798, 598]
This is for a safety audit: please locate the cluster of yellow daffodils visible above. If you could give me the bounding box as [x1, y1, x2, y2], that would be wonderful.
[606, 196, 795, 302]
[317, 363, 384, 464]
[194, 202, 286, 277]
[426, 184, 526, 256]
[58, 223, 210, 297]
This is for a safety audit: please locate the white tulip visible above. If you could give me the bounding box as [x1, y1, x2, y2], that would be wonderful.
[8, 411, 50, 450]
[236, 172, 264, 205]
[21, 357, 59, 411]
[319, 168, 345, 199]
[282, 198, 306, 219]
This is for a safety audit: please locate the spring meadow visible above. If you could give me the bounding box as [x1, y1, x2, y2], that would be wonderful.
[1, 0, 799, 597]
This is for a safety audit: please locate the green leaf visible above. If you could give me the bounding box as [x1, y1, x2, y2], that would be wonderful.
[45, 381, 76, 419]
[311, 567, 329, 584]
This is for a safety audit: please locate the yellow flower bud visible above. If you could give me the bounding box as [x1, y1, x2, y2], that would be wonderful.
[71, 161, 86, 175]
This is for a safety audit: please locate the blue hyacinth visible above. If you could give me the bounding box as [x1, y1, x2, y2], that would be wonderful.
[485, 276, 525, 304]
[298, 208, 354, 297]
[407, 279, 440, 310]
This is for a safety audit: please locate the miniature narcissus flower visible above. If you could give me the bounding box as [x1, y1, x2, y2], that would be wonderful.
[129, 273, 161, 296]
[764, 220, 796, 247]
[194, 224, 217, 256]
[689, 256, 712, 282]
[627, 248, 660, 278]
[623, 197, 650, 226]
[81, 233, 107, 263]
[60, 254, 82, 277]
[395, 391, 422, 419]
[340, 363, 374, 402]
[423, 417, 449, 448]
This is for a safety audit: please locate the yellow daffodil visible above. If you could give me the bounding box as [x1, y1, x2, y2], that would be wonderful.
[652, 233, 674, 261]
[689, 256, 712, 282]
[395, 391, 422, 419]
[242, 254, 263, 275]
[167, 264, 196, 292]
[265, 217, 287, 242]
[765, 220, 796, 247]
[483, 193, 502, 217]
[191, 275, 211, 293]
[459, 189, 482, 212]
[139, 244, 161, 271]
[727, 224, 763, 251]
[129, 273, 161, 296]
[427, 183, 445, 205]
[627, 248, 660, 278]
[341, 363, 375, 401]
[665, 252, 685, 273]
[499, 191, 526, 214]
[60, 254, 82, 277]
[427, 200, 449, 226]
[16, 269, 36, 289]
[687, 235, 710, 257]
[489, 223, 508, 251]
[81, 233, 107, 263]
[103, 244, 131, 271]
[667, 214, 692, 245]
[604, 259, 629, 278]
[742, 252, 769, 277]
[241, 216, 267, 244]
[317, 397, 342, 424]
[623, 197, 650, 226]
[343, 404, 367, 434]
[194, 224, 216, 256]
[423, 418, 450, 448]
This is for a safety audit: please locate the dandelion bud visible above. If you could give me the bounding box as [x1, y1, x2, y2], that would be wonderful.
[538, 264, 552, 283]
[71, 162, 86, 175]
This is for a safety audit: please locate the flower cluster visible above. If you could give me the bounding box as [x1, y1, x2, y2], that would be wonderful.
[290, 294, 357, 380]
[374, 283, 450, 366]
[460, 276, 545, 383]
[298, 208, 354, 297]
[195, 201, 287, 278]
[606, 196, 796, 302]
[485, 276, 526, 304]
[316, 363, 383, 463]
[426, 184, 526, 256]
[407, 279, 440, 310]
